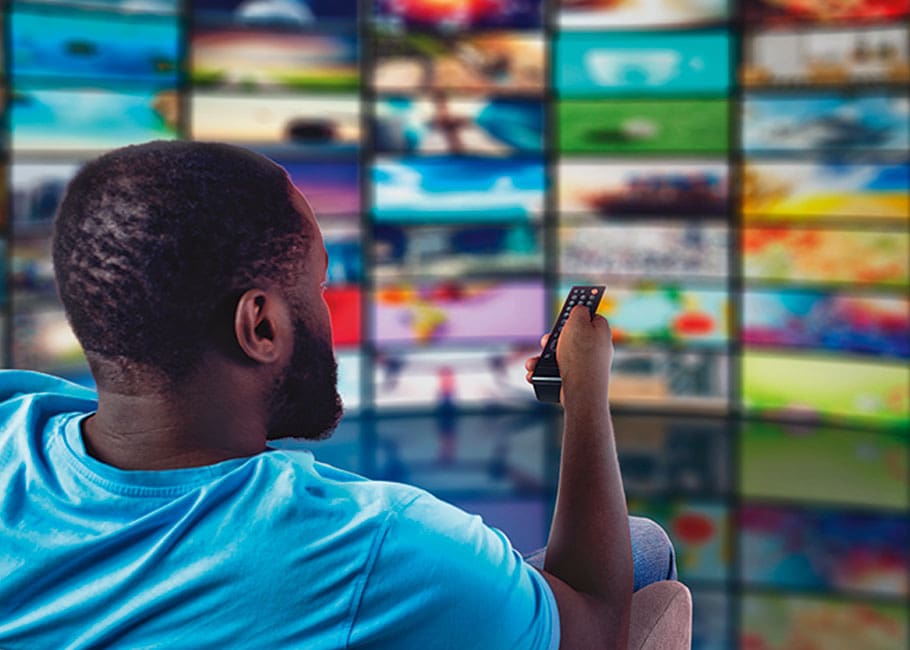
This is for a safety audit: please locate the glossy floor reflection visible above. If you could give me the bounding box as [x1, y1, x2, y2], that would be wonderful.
[275, 410, 909, 649]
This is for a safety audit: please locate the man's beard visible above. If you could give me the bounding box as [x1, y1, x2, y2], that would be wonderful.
[266, 317, 343, 440]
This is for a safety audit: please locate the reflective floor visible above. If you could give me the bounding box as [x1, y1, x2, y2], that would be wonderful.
[277, 410, 910, 650]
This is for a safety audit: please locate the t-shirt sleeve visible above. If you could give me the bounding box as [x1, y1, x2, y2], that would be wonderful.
[346, 492, 560, 650]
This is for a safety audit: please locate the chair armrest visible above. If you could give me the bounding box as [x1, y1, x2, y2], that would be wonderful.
[628, 581, 692, 650]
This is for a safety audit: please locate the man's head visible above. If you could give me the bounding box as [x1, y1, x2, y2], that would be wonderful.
[52, 140, 342, 440]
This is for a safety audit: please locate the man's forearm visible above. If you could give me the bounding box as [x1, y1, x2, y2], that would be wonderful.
[543, 394, 633, 628]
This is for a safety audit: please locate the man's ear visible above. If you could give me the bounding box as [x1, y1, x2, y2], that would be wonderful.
[234, 288, 291, 364]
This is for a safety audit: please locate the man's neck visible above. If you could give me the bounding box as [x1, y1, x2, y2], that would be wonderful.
[83, 369, 269, 471]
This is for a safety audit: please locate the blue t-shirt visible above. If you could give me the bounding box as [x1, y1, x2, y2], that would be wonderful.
[0, 371, 559, 649]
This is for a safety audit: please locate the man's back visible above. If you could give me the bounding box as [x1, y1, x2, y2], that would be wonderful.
[0, 371, 558, 649]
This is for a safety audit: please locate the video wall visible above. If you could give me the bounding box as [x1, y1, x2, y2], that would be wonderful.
[2, 1, 909, 648]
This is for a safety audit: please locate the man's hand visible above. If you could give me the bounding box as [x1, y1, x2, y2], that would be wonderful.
[524, 305, 613, 405]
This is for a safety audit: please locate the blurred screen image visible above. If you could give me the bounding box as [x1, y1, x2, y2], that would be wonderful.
[12, 308, 91, 387]
[374, 95, 544, 154]
[373, 223, 543, 279]
[191, 93, 360, 152]
[742, 26, 909, 87]
[11, 5, 178, 86]
[11, 162, 80, 229]
[191, 30, 358, 92]
[742, 0, 909, 24]
[739, 420, 909, 509]
[192, 0, 357, 28]
[373, 0, 543, 30]
[742, 351, 910, 427]
[336, 351, 361, 413]
[322, 223, 362, 285]
[373, 156, 545, 222]
[23, 0, 179, 13]
[559, 160, 728, 217]
[743, 227, 909, 287]
[556, 31, 731, 96]
[742, 160, 909, 221]
[743, 290, 909, 357]
[325, 285, 361, 347]
[627, 499, 730, 581]
[10, 233, 55, 309]
[609, 348, 729, 412]
[740, 505, 909, 597]
[373, 344, 539, 408]
[560, 223, 728, 280]
[557, 0, 729, 29]
[374, 32, 544, 94]
[613, 415, 731, 496]
[373, 280, 545, 345]
[281, 159, 359, 215]
[559, 98, 729, 154]
[373, 412, 549, 494]
[578, 284, 728, 346]
[11, 87, 179, 151]
[741, 594, 908, 650]
[742, 94, 910, 152]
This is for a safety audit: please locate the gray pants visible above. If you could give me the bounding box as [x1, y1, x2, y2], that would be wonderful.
[523, 516, 678, 592]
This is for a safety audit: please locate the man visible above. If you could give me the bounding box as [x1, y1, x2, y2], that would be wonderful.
[0, 141, 676, 648]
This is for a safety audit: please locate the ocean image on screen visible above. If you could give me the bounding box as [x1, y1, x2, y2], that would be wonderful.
[373, 156, 545, 222]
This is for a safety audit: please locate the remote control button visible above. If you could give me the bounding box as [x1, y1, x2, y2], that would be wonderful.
[591, 288, 599, 295]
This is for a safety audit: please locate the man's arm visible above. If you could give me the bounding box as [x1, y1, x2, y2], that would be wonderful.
[525, 305, 633, 649]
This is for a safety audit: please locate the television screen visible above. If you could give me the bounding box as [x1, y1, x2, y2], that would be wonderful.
[10, 233, 55, 308]
[741, 594, 908, 650]
[280, 159, 360, 215]
[609, 348, 729, 412]
[191, 93, 360, 153]
[560, 223, 728, 280]
[373, 413, 549, 494]
[740, 420, 909, 509]
[336, 351, 361, 413]
[373, 280, 545, 345]
[373, 156, 545, 222]
[11, 87, 178, 151]
[557, 0, 729, 29]
[742, 0, 910, 24]
[742, 350, 910, 427]
[192, 0, 357, 29]
[575, 284, 728, 346]
[191, 30, 358, 92]
[373, 344, 539, 408]
[742, 160, 909, 222]
[12, 309, 92, 386]
[743, 290, 909, 357]
[559, 98, 729, 154]
[613, 415, 731, 496]
[556, 31, 731, 96]
[325, 286, 361, 347]
[559, 160, 729, 218]
[374, 95, 544, 154]
[740, 505, 909, 597]
[374, 0, 543, 30]
[22, 0, 178, 12]
[11, 6, 178, 86]
[11, 163, 80, 229]
[322, 223, 362, 285]
[373, 223, 543, 279]
[691, 589, 731, 650]
[628, 499, 730, 581]
[742, 94, 910, 153]
[373, 32, 545, 94]
[743, 227, 909, 287]
[742, 26, 909, 87]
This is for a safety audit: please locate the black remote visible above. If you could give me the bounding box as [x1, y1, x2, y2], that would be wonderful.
[531, 285, 605, 403]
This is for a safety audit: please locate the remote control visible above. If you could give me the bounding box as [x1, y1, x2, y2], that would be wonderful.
[531, 285, 605, 403]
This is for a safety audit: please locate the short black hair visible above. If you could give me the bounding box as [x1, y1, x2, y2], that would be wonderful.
[53, 141, 311, 386]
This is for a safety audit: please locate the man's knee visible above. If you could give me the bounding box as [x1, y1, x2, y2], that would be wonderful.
[629, 516, 677, 583]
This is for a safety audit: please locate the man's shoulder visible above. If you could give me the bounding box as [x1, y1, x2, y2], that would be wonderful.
[0, 369, 97, 410]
